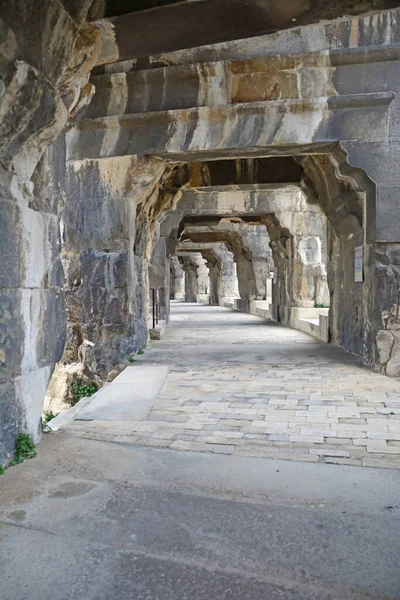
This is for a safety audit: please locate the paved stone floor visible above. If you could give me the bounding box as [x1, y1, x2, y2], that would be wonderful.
[67, 303, 400, 469]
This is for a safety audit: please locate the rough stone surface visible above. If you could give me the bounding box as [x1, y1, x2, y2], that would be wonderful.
[2, 1, 400, 469]
[376, 329, 395, 366]
[0, 1, 100, 464]
[386, 333, 400, 378]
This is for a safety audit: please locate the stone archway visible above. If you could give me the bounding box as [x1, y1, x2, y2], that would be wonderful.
[2, 1, 400, 466]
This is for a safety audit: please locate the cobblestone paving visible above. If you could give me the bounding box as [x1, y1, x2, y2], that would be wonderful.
[67, 303, 400, 469]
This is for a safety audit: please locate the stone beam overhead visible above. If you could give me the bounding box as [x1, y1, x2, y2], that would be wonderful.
[148, 8, 400, 68]
[93, 0, 316, 63]
[93, 3, 399, 65]
[86, 45, 399, 120]
[177, 242, 222, 253]
[160, 210, 183, 238]
[69, 46, 395, 161]
[177, 184, 303, 217]
[159, 184, 302, 236]
[177, 245, 221, 267]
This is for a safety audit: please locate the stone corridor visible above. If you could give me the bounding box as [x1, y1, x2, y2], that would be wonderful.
[64, 303, 400, 469]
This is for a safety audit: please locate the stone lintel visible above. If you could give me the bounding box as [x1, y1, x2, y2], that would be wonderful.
[67, 93, 392, 161]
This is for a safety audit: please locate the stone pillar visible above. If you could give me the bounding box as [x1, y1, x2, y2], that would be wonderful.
[233, 242, 260, 311]
[171, 256, 185, 300]
[263, 197, 330, 319]
[192, 253, 209, 296]
[207, 265, 220, 305]
[220, 246, 239, 301]
[293, 234, 329, 308]
[238, 225, 271, 301]
[180, 257, 198, 302]
[169, 263, 175, 299]
[149, 237, 168, 320]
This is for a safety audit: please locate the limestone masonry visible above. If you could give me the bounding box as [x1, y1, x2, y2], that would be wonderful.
[1, 0, 400, 465]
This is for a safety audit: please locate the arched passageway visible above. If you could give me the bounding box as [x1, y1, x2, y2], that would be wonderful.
[2, 4, 400, 598]
[2, 0, 400, 468]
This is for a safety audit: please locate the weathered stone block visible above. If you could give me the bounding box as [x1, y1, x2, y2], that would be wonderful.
[386, 333, 400, 378]
[37, 289, 67, 369]
[0, 381, 22, 464]
[376, 330, 395, 366]
[0, 290, 23, 384]
[66, 287, 129, 325]
[79, 250, 128, 288]
[0, 198, 21, 288]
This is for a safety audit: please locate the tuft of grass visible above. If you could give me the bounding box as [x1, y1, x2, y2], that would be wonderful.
[0, 433, 37, 474]
[42, 411, 58, 433]
[314, 303, 328, 309]
[15, 433, 37, 462]
[128, 346, 146, 361]
[71, 381, 97, 405]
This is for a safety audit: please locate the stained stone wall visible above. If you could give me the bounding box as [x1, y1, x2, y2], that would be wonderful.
[0, 1, 100, 463]
[58, 156, 139, 382]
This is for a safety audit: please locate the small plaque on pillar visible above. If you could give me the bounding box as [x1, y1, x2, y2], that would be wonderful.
[354, 246, 363, 283]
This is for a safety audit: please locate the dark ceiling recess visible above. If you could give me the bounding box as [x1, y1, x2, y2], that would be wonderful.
[188, 158, 303, 187]
[105, 0, 183, 17]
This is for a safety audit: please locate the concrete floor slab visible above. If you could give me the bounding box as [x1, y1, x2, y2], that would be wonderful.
[76, 365, 169, 422]
[1, 433, 400, 599]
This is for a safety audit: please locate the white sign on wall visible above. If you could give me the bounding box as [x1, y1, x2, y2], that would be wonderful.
[354, 246, 363, 283]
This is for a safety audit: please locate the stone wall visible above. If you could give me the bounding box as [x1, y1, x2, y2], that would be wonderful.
[0, 0, 100, 463]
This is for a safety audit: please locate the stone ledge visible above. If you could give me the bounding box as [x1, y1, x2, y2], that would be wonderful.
[149, 320, 167, 340]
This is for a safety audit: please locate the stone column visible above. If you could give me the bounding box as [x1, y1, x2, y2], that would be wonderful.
[234, 248, 258, 312]
[149, 237, 168, 320]
[192, 253, 209, 296]
[238, 224, 271, 301]
[207, 265, 220, 305]
[171, 256, 185, 300]
[263, 197, 330, 319]
[180, 257, 198, 302]
[293, 234, 330, 308]
[220, 246, 239, 301]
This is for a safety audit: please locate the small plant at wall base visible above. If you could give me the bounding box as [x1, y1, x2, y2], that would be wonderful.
[0, 434, 37, 474]
[42, 411, 59, 433]
[314, 303, 328, 309]
[128, 346, 146, 362]
[71, 381, 97, 405]
[11, 434, 37, 465]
